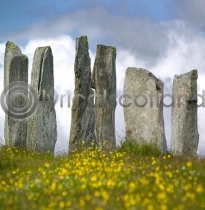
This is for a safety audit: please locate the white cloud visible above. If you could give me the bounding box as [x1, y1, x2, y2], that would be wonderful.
[174, 0, 205, 29]
[22, 35, 75, 86]
[5, 6, 177, 66]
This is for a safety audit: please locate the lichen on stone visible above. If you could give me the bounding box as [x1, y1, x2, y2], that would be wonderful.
[80, 36, 88, 46]
[6, 41, 21, 53]
[42, 46, 48, 53]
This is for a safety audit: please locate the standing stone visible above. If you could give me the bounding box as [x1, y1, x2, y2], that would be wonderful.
[92, 45, 116, 149]
[123, 68, 167, 153]
[171, 70, 199, 156]
[4, 41, 28, 147]
[69, 36, 95, 151]
[27, 46, 57, 153]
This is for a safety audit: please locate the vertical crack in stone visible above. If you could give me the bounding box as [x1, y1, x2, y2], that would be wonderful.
[37, 50, 44, 96]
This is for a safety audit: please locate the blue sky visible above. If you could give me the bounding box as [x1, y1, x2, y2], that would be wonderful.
[0, 0, 175, 40]
[0, 0, 205, 154]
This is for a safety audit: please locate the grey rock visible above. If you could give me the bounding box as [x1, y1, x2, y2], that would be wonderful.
[92, 45, 116, 149]
[81, 89, 95, 146]
[123, 68, 167, 153]
[27, 46, 57, 153]
[4, 41, 28, 147]
[69, 36, 95, 151]
[171, 70, 199, 156]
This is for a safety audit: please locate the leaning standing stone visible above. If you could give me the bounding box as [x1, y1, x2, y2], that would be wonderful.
[123, 68, 167, 153]
[4, 41, 28, 147]
[92, 45, 116, 149]
[171, 70, 199, 156]
[69, 36, 95, 151]
[27, 46, 57, 153]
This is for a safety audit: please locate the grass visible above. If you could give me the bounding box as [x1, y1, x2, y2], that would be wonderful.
[117, 139, 162, 156]
[0, 142, 205, 210]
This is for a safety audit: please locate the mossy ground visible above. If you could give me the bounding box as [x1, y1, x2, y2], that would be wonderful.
[0, 143, 205, 210]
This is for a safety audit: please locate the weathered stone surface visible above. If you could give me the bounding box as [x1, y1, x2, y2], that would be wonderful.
[27, 46, 57, 153]
[123, 68, 167, 153]
[81, 89, 95, 145]
[171, 70, 199, 156]
[92, 45, 116, 149]
[69, 36, 95, 150]
[4, 41, 28, 147]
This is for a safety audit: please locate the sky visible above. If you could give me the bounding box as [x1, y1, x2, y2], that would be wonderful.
[0, 0, 205, 155]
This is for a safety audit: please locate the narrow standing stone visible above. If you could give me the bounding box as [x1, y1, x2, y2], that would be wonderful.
[92, 45, 116, 149]
[27, 46, 57, 153]
[69, 36, 95, 151]
[4, 41, 28, 147]
[123, 68, 167, 153]
[171, 70, 199, 156]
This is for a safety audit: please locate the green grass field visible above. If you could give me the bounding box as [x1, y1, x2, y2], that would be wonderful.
[0, 141, 205, 210]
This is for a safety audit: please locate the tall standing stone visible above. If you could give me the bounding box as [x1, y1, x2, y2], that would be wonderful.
[69, 36, 95, 151]
[92, 45, 116, 149]
[27, 46, 57, 153]
[171, 70, 199, 156]
[123, 68, 167, 153]
[4, 41, 28, 147]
